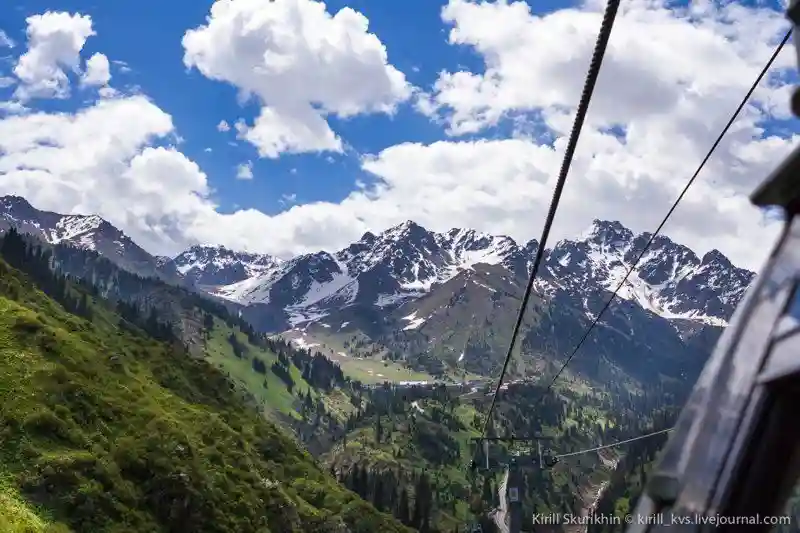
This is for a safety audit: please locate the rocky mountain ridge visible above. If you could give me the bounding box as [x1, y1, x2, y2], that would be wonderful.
[0, 194, 754, 383]
[0, 195, 754, 333]
[0, 195, 182, 284]
[194, 219, 753, 333]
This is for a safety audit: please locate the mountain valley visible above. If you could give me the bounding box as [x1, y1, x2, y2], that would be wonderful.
[0, 194, 756, 532]
[0, 228, 414, 533]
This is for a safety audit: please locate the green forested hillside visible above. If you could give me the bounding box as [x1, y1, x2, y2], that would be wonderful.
[321, 378, 670, 533]
[0, 230, 412, 533]
[323, 386, 483, 532]
[21, 231, 367, 447]
[0, 228, 697, 533]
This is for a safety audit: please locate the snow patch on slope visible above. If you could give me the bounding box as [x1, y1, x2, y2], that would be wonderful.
[211, 271, 281, 304]
[289, 335, 321, 350]
[402, 311, 427, 331]
[51, 215, 104, 244]
[375, 292, 419, 308]
[300, 270, 357, 308]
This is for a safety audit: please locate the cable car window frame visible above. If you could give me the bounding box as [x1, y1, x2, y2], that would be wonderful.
[771, 279, 800, 341]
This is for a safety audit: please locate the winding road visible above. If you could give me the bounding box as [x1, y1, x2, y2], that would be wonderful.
[493, 468, 510, 533]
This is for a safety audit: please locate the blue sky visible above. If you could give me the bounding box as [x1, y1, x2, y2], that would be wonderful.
[0, 0, 796, 269]
[2, 0, 561, 216]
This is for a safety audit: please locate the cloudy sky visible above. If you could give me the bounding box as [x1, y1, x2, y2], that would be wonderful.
[0, 0, 796, 270]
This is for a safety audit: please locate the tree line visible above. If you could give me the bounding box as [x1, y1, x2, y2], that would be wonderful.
[335, 465, 445, 532]
[1, 228, 94, 320]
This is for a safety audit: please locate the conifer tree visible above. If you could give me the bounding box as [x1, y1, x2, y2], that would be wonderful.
[397, 487, 410, 525]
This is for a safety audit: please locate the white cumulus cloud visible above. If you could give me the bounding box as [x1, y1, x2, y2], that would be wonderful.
[13, 12, 96, 101]
[236, 161, 253, 180]
[0, 95, 214, 255]
[181, 0, 412, 158]
[423, 0, 793, 136]
[82, 52, 111, 86]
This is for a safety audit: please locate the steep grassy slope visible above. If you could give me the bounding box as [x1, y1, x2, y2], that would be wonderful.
[0, 257, 412, 533]
[0, 476, 67, 533]
[23, 233, 356, 438]
[203, 320, 310, 418]
[198, 317, 380, 457]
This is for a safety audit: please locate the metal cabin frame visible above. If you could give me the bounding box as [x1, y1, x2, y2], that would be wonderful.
[626, 7, 800, 532]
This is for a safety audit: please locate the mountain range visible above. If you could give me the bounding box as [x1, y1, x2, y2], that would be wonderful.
[0, 194, 754, 384]
[0, 195, 184, 284]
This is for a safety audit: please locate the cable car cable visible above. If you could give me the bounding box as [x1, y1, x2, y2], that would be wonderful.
[465, 20, 792, 533]
[470, 0, 622, 469]
[553, 427, 674, 460]
[526, 28, 793, 411]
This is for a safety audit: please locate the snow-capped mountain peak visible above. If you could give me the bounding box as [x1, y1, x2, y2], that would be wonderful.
[0, 196, 129, 253]
[1, 195, 59, 232]
[0, 195, 33, 212]
[0, 195, 179, 282]
[384, 219, 425, 237]
[172, 244, 282, 286]
[202, 221, 532, 326]
[195, 218, 754, 330]
[580, 219, 633, 245]
[2, 194, 752, 333]
[545, 220, 754, 327]
[51, 215, 107, 247]
[338, 222, 514, 298]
